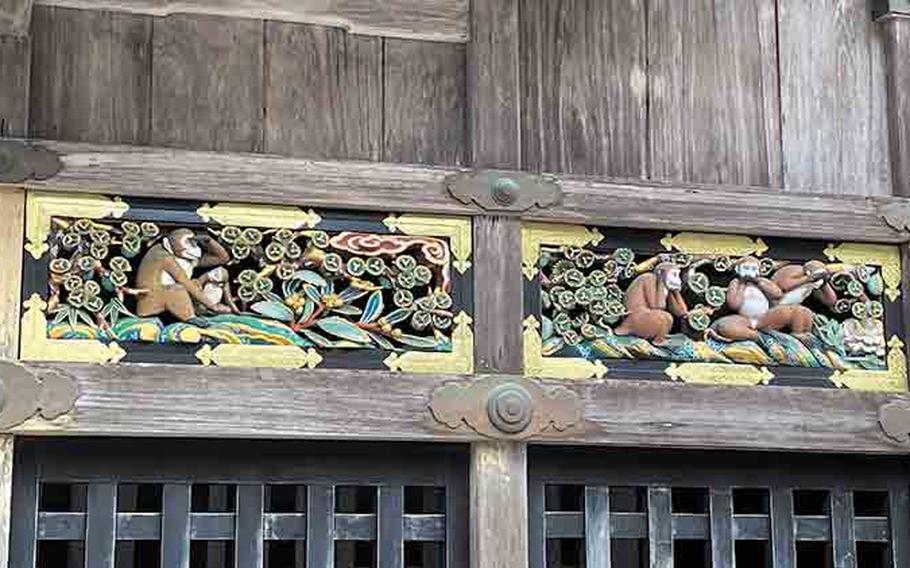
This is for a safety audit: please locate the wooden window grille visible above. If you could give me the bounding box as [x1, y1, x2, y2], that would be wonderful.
[529, 448, 910, 568]
[10, 439, 468, 568]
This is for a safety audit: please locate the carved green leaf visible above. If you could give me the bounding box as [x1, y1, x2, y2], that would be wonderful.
[316, 317, 372, 344]
[396, 334, 440, 349]
[361, 291, 384, 324]
[384, 308, 412, 325]
[300, 328, 335, 348]
[368, 331, 395, 350]
[251, 300, 295, 323]
[291, 270, 327, 289]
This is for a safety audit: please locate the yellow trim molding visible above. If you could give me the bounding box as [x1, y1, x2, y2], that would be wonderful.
[20, 294, 126, 364]
[25, 192, 129, 259]
[665, 362, 774, 386]
[830, 336, 907, 392]
[523, 316, 607, 380]
[197, 202, 322, 229]
[382, 214, 472, 274]
[384, 311, 474, 374]
[196, 344, 323, 369]
[660, 232, 768, 257]
[824, 242, 902, 302]
[521, 222, 603, 280]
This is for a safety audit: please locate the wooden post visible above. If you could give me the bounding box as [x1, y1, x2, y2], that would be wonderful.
[469, 1, 528, 566]
[0, 187, 23, 568]
[882, 11, 910, 196]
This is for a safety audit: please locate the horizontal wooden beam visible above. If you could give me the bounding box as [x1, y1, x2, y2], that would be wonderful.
[875, 0, 910, 19]
[31, 0, 468, 43]
[14, 140, 910, 243]
[9, 363, 910, 455]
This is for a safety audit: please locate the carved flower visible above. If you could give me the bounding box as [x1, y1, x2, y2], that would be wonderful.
[393, 289, 414, 309]
[346, 257, 366, 277]
[140, 222, 160, 238]
[366, 257, 386, 276]
[49, 258, 72, 274]
[563, 269, 585, 288]
[613, 248, 634, 266]
[310, 231, 330, 249]
[713, 256, 733, 272]
[323, 253, 343, 273]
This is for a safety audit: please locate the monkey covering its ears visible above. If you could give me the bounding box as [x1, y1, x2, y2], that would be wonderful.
[134, 228, 233, 327]
[615, 262, 688, 345]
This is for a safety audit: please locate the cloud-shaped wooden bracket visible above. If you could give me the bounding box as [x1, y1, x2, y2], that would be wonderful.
[0, 361, 78, 430]
[879, 400, 910, 445]
[445, 170, 562, 213]
[429, 375, 582, 439]
[0, 140, 62, 183]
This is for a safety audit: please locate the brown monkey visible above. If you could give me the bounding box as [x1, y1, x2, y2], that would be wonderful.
[772, 260, 837, 309]
[615, 262, 688, 345]
[709, 256, 815, 342]
[193, 266, 239, 316]
[135, 228, 233, 326]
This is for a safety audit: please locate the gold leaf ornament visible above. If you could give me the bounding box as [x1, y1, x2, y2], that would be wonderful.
[195, 344, 323, 369]
[521, 223, 604, 280]
[20, 294, 126, 364]
[26, 192, 129, 259]
[523, 316, 607, 380]
[665, 362, 774, 386]
[382, 214, 472, 273]
[830, 336, 907, 392]
[384, 311, 474, 374]
[660, 232, 768, 257]
[197, 203, 322, 229]
[823, 243, 902, 302]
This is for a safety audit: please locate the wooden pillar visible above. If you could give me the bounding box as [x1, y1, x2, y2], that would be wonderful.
[0, 188, 24, 568]
[469, 1, 528, 566]
[0, 0, 32, 137]
[881, 9, 910, 195]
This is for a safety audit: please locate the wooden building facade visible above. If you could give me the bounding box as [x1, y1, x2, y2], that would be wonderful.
[3, 0, 910, 566]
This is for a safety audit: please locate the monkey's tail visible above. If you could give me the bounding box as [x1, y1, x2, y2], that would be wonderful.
[705, 328, 734, 343]
[121, 287, 150, 296]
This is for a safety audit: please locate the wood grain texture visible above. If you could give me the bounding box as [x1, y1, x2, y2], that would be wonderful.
[29, 6, 151, 144]
[883, 16, 910, 196]
[473, 217, 523, 373]
[520, 0, 646, 178]
[0, 35, 29, 137]
[470, 441, 528, 568]
[25, 141, 910, 243]
[8, 364, 910, 455]
[648, 0, 782, 186]
[150, 14, 263, 152]
[383, 39, 467, 166]
[265, 22, 381, 161]
[0, 436, 13, 568]
[32, 0, 469, 43]
[779, 0, 892, 195]
[0, 189, 24, 360]
[0, 0, 32, 36]
[469, 0, 519, 169]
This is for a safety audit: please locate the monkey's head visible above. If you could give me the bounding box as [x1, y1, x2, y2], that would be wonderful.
[735, 256, 761, 282]
[655, 262, 682, 291]
[804, 260, 827, 279]
[163, 228, 203, 261]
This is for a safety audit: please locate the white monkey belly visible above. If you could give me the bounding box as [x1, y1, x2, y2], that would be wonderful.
[160, 258, 196, 286]
[202, 283, 224, 305]
[740, 285, 769, 324]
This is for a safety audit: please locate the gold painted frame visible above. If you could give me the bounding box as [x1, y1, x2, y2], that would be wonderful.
[522, 223, 907, 391]
[21, 192, 474, 374]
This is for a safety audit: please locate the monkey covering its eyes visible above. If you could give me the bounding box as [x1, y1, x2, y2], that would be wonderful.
[134, 228, 235, 327]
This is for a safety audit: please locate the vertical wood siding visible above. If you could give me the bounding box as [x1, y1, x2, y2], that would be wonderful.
[0, 35, 30, 137]
[778, 0, 892, 196]
[520, 0, 647, 178]
[23, 2, 897, 197]
[29, 6, 151, 143]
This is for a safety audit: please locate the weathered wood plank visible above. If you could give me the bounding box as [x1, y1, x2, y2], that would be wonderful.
[882, 16, 910, 196]
[0, 0, 32, 37]
[151, 14, 263, 152]
[473, 217, 523, 373]
[265, 22, 381, 161]
[520, 0, 646, 178]
[22, 141, 910, 243]
[778, 0, 892, 196]
[0, 189, 24, 360]
[0, 437, 14, 568]
[469, 0, 519, 169]
[29, 6, 151, 144]
[32, 0, 468, 43]
[471, 442, 528, 568]
[8, 364, 910, 455]
[0, 35, 30, 137]
[648, 0, 781, 186]
[383, 39, 467, 166]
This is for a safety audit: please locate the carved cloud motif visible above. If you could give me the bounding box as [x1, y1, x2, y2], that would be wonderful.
[446, 170, 563, 213]
[0, 361, 78, 429]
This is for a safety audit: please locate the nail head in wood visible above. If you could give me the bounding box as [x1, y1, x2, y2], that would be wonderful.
[445, 170, 562, 213]
[429, 375, 581, 439]
[0, 140, 62, 183]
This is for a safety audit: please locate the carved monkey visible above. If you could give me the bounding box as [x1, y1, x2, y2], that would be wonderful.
[772, 260, 837, 309]
[134, 228, 233, 326]
[193, 266, 239, 316]
[710, 256, 815, 342]
[615, 262, 688, 345]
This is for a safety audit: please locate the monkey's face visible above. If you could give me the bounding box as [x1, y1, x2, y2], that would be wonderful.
[168, 229, 203, 261]
[804, 260, 827, 279]
[663, 267, 682, 291]
[736, 260, 761, 282]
